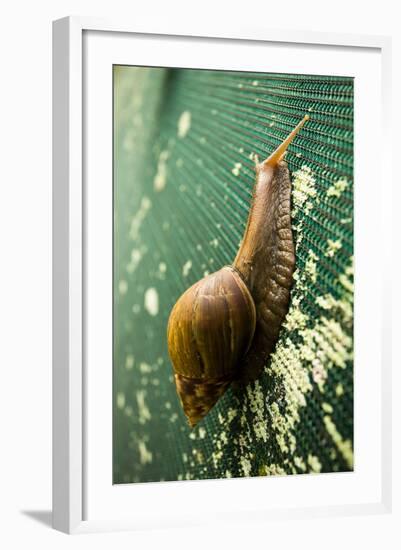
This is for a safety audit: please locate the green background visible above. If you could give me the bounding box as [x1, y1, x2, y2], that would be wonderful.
[113, 66, 353, 483]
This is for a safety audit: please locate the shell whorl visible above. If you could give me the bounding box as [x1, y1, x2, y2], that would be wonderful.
[167, 266, 256, 426]
[174, 374, 231, 428]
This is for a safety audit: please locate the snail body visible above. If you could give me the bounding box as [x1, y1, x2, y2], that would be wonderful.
[167, 116, 309, 426]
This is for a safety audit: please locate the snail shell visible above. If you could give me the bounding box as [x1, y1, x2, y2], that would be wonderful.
[167, 266, 256, 427]
[167, 116, 309, 426]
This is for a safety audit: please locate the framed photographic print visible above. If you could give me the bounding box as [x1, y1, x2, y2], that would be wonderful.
[52, 17, 392, 533]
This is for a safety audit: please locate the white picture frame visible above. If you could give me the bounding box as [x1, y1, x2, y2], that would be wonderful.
[52, 16, 392, 534]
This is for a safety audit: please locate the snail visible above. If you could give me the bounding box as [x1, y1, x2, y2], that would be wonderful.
[167, 115, 309, 427]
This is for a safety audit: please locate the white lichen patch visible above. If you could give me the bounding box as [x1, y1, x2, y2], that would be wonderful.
[129, 196, 152, 241]
[292, 166, 317, 216]
[268, 340, 312, 455]
[307, 454, 322, 473]
[339, 272, 353, 294]
[182, 260, 192, 277]
[210, 238, 219, 248]
[138, 439, 153, 464]
[312, 361, 328, 386]
[249, 152, 259, 164]
[269, 402, 296, 454]
[274, 341, 313, 407]
[177, 111, 191, 138]
[231, 162, 242, 176]
[144, 287, 159, 316]
[118, 279, 128, 295]
[324, 415, 353, 469]
[154, 150, 169, 192]
[327, 177, 348, 198]
[211, 450, 223, 468]
[124, 406, 133, 417]
[126, 247, 145, 274]
[319, 318, 353, 368]
[315, 295, 331, 310]
[193, 449, 204, 464]
[315, 293, 353, 326]
[237, 431, 251, 466]
[252, 80, 259, 86]
[116, 392, 125, 409]
[284, 305, 308, 331]
[305, 250, 318, 283]
[198, 427, 206, 439]
[322, 402, 333, 413]
[336, 383, 344, 397]
[300, 316, 353, 375]
[227, 408, 238, 423]
[136, 390, 151, 424]
[139, 362, 152, 373]
[260, 464, 286, 476]
[240, 456, 252, 476]
[122, 130, 135, 152]
[125, 354, 134, 370]
[325, 239, 342, 258]
[294, 456, 307, 472]
[247, 381, 268, 442]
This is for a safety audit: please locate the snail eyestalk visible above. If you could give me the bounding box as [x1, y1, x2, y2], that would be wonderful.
[264, 114, 309, 167]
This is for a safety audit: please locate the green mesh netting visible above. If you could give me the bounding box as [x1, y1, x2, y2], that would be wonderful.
[113, 66, 354, 483]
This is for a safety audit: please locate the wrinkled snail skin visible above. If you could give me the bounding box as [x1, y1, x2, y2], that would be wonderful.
[167, 116, 309, 426]
[233, 159, 296, 383]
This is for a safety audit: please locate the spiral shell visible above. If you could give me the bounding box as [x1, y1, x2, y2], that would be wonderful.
[167, 266, 256, 426]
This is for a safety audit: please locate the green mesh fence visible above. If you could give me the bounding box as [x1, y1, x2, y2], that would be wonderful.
[113, 66, 354, 483]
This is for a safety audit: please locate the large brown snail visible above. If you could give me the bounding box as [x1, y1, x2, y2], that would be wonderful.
[167, 115, 309, 427]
